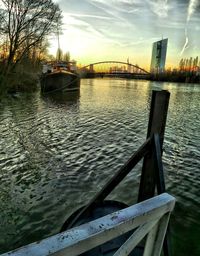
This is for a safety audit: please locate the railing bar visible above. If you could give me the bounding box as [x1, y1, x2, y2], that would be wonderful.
[1, 194, 175, 256]
[92, 137, 152, 202]
[152, 213, 171, 256]
[143, 222, 159, 256]
[153, 134, 171, 256]
[113, 219, 159, 256]
[67, 137, 152, 228]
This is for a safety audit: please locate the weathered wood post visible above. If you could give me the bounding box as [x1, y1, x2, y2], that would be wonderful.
[138, 90, 170, 202]
[137, 90, 170, 256]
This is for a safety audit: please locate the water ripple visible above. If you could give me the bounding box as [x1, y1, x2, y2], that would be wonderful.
[0, 80, 200, 256]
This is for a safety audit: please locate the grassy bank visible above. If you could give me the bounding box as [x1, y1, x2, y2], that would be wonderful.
[0, 60, 41, 95]
[6, 71, 40, 93]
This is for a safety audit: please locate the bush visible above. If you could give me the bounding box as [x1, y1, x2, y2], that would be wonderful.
[6, 71, 39, 93]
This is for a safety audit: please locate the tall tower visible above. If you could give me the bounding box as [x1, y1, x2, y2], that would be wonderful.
[150, 38, 168, 73]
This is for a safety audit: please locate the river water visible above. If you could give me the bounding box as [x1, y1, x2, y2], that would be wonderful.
[0, 78, 199, 255]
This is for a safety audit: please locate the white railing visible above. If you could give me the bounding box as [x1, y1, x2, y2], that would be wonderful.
[1, 193, 175, 256]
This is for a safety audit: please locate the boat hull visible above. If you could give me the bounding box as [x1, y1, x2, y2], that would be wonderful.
[40, 70, 80, 93]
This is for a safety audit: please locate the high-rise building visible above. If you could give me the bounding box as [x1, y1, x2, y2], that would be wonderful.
[150, 38, 168, 73]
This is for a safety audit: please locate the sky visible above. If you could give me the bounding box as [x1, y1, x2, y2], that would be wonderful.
[49, 0, 200, 70]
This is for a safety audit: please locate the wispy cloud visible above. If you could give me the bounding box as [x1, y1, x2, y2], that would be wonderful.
[88, 0, 140, 23]
[61, 12, 128, 47]
[157, 20, 185, 30]
[68, 13, 113, 20]
[147, 0, 170, 18]
[187, 0, 199, 22]
[50, 0, 200, 66]
[62, 13, 106, 39]
[117, 36, 161, 48]
[181, 0, 200, 55]
[180, 28, 189, 55]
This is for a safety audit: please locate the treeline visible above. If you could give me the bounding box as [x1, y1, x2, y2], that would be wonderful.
[149, 70, 200, 83]
[150, 56, 200, 83]
[0, 0, 62, 94]
[179, 56, 199, 72]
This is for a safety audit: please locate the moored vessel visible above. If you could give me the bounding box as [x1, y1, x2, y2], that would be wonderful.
[40, 61, 80, 93]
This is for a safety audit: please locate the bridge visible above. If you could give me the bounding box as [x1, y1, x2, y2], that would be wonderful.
[78, 61, 150, 79]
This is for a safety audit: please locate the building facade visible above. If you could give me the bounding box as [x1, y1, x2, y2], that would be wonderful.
[150, 38, 168, 73]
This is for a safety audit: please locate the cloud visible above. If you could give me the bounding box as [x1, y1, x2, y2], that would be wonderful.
[147, 0, 170, 18]
[60, 12, 129, 47]
[181, 0, 200, 55]
[116, 36, 161, 48]
[50, 0, 200, 65]
[88, 0, 140, 22]
[60, 13, 107, 40]
[187, 0, 199, 22]
[157, 20, 185, 30]
[68, 13, 113, 20]
[180, 28, 189, 55]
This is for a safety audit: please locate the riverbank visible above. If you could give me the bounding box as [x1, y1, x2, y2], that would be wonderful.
[149, 72, 200, 84]
[3, 72, 39, 94]
[0, 61, 41, 96]
[80, 71, 200, 85]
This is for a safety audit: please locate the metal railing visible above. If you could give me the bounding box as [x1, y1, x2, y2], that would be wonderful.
[1, 193, 175, 256]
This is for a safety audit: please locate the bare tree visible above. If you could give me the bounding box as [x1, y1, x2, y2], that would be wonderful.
[56, 47, 63, 61]
[63, 51, 70, 62]
[0, 0, 62, 73]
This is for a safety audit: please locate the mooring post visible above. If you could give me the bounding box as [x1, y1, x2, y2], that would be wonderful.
[138, 90, 170, 202]
[137, 90, 170, 256]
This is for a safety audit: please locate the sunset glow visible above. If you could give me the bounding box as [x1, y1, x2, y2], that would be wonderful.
[49, 0, 200, 70]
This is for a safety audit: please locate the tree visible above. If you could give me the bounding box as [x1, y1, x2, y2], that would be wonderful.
[193, 56, 198, 71]
[0, 0, 62, 73]
[188, 57, 193, 71]
[56, 48, 63, 61]
[63, 51, 70, 62]
[179, 58, 183, 71]
[56, 49, 70, 62]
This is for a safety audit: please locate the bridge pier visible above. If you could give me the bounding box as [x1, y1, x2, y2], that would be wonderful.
[89, 64, 94, 73]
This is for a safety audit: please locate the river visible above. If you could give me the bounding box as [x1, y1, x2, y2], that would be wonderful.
[0, 78, 200, 255]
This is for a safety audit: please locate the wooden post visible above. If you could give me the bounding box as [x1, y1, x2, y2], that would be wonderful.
[138, 90, 170, 202]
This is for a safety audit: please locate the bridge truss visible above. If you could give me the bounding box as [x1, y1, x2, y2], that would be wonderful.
[79, 61, 149, 76]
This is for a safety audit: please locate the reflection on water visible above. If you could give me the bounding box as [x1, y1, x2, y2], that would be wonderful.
[0, 78, 200, 255]
[42, 90, 80, 106]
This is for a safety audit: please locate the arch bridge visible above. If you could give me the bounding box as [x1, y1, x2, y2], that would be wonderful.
[78, 61, 149, 78]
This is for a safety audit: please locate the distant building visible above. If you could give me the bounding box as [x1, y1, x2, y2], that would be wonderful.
[150, 38, 168, 73]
